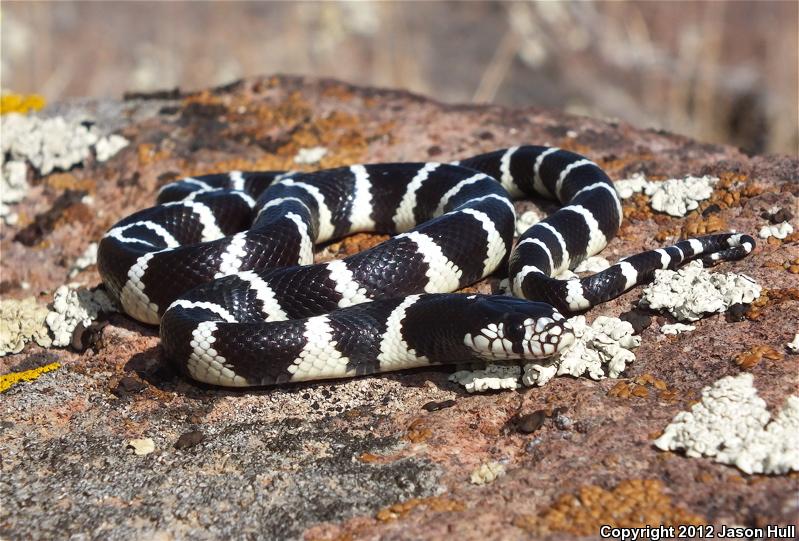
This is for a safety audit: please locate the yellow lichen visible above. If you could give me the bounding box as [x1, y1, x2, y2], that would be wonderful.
[0, 362, 61, 393]
[0, 93, 46, 115]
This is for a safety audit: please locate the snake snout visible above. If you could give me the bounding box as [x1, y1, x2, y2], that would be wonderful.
[463, 298, 575, 360]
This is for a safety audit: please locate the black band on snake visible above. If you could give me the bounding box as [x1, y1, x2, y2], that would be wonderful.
[97, 146, 755, 387]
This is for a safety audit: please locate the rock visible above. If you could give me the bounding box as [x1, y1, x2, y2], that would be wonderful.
[422, 399, 456, 412]
[1, 75, 796, 540]
[516, 410, 547, 434]
[174, 430, 205, 449]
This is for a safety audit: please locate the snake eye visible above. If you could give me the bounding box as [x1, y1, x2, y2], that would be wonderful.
[505, 320, 526, 342]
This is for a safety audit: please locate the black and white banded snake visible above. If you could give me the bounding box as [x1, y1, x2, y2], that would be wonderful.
[98, 146, 755, 387]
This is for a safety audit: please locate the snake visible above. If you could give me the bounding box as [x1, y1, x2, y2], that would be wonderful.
[97, 146, 755, 387]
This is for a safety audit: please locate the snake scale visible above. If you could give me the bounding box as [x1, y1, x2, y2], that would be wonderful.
[98, 146, 755, 387]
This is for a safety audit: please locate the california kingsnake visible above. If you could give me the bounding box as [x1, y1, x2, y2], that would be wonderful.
[98, 146, 755, 387]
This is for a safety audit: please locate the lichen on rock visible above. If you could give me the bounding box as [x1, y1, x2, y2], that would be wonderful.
[45, 285, 117, 347]
[654, 373, 799, 475]
[0, 297, 52, 355]
[0, 112, 128, 223]
[0, 361, 60, 393]
[572, 255, 611, 274]
[1, 113, 99, 175]
[758, 221, 794, 240]
[660, 322, 695, 335]
[0, 159, 29, 224]
[94, 134, 129, 162]
[615, 173, 718, 217]
[515, 209, 542, 236]
[523, 315, 640, 386]
[787, 333, 799, 354]
[449, 362, 522, 393]
[470, 461, 506, 485]
[68, 242, 99, 278]
[640, 260, 761, 322]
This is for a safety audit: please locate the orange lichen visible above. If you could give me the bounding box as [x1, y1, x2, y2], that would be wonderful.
[44, 172, 95, 193]
[597, 153, 655, 175]
[608, 381, 633, 399]
[358, 452, 381, 463]
[320, 83, 356, 101]
[405, 418, 432, 443]
[735, 345, 784, 369]
[376, 496, 465, 522]
[622, 193, 654, 222]
[513, 479, 704, 536]
[0, 93, 46, 115]
[56, 201, 94, 228]
[321, 233, 391, 261]
[680, 212, 727, 237]
[701, 171, 764, 212]
[171, 89, 394, 179]
[745, 288, 799, 320]
[185, 90, 385, 171]
[608, 374, 673, 400]
[658, 389, 679, 401]
[136, 143, 172, 167]
[556, 139, 593, 156]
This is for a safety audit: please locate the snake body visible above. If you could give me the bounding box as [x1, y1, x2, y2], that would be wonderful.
[98, 146, 755, 387]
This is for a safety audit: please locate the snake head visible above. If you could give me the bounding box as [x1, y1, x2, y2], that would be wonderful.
[463, 295, 574, 360]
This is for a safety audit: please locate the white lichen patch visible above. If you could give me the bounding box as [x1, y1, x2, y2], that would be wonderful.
[127, 438, 155, 456]
[470, 461, 506, 485]
[660, 323, 696, 335]
[449, 363, 521, 393]
[1, 159, 29, 225]
[787, 333, 799, 354]
[758, 221, 794, 240]
[67, 242, 99, 278]
[640, 260, 761, 322]
[554, 268, 578, 280]
[293, 146, 328, 165]
[46, 285, 117, 347]
[515, 209, 542, 236]
[94, 134, 129, 162]
[523, 315, 640, 386]
[0, 113, 128, 223]
[654, 373, 799, 475]
[1, 113, 98, 175]
[0, 297, 52, 355]
[573, 255, 611, 273]
[614, 172, 649, 199]
[451, 315, 640, 392]
[615, 173, 718, 217]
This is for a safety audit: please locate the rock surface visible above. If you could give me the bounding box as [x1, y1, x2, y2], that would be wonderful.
[1, 75, 797, 540]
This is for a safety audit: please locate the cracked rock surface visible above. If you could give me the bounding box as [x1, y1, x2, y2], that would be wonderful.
[1, 76, 797, 540]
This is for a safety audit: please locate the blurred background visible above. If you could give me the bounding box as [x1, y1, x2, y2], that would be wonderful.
[2, 1, 797, 155]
